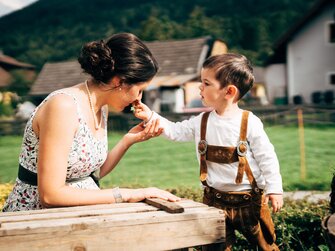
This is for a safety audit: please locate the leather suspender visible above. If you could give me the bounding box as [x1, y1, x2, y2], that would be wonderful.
[236, 111, 249, 184]
[198, 111, 260, 192]
[199, 112, 210, 182]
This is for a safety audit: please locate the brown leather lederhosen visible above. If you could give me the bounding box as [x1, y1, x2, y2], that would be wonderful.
[199, 111, 278, 251]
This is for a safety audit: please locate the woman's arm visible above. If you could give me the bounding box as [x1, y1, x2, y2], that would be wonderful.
[99, 119, 162, 178]
[35, 95, 177, 207]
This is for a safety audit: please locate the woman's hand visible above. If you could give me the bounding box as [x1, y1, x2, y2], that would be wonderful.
[125, 119, 163, 144]
[125, 187, 181, 203]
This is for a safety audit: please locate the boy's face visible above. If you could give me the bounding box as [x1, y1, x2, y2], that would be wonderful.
[199, 68, 227, 108]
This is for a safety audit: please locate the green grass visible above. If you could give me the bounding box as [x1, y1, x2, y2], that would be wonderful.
[0, 125, 334, 191]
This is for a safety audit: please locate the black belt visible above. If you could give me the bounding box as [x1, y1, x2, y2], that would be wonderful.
[18, 164, 100, 187]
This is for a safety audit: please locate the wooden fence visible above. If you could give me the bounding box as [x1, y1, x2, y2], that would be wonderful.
[0, 105, 334, 136]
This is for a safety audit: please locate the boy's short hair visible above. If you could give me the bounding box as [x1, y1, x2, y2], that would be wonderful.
[203, 53, 255, 100]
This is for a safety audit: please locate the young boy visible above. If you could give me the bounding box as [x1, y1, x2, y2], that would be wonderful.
[134, 53, 283, 251]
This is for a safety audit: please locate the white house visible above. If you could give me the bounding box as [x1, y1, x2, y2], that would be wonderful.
[265, 0, 335, 105]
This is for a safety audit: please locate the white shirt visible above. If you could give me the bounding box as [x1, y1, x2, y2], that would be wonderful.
[153, 109, 283, 194]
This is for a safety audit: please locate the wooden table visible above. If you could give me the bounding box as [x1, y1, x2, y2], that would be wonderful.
[0, 199, 225, 251]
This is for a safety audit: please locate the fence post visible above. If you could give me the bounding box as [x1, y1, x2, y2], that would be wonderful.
[297, 108, 306, 181]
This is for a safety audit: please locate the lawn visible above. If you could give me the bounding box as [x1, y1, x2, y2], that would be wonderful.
[0, 125, 334, 191]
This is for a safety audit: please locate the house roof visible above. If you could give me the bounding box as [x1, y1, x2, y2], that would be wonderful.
[147, 74, 198, 91]
[30, 36, 216, 96]
[267, 0, 333, 64]
[146, 36, 212, 76]
[30, 61, 89, 95]
[0, 53, 35, 70]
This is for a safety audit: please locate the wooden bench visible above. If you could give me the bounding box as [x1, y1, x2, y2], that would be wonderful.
[0, 199, 225, 250]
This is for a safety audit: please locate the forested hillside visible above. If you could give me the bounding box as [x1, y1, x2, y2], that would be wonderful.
[0, 0, 317, 68]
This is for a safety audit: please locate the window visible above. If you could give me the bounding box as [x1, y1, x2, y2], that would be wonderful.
[329, 22, 335, 43]
[330, 73, 335, 85]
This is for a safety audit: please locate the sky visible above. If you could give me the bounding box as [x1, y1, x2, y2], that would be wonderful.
[0, 0, 37, 18]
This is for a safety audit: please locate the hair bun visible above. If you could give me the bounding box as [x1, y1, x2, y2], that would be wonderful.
[78, 40, 115, 83]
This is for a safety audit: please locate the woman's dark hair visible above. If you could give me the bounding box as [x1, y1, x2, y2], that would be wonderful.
[203, 53, 254, 100]
[78, 33, 158, 85]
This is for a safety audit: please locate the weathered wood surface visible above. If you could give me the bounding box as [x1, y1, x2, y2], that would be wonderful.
[0, 199, 225, 251]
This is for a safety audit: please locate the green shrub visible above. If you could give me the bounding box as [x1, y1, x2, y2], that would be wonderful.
[0, 103, 14, 117]
[273, 199, 329, 251]
[0, 183, 13, 210]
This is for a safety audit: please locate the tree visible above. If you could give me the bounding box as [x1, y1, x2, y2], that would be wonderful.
[139, 10, 183, 41]
[8, 70, 33, 97]
[184, 6, 223, 38]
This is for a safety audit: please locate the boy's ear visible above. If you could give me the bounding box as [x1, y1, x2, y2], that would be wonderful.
[225, 85, 238, 99]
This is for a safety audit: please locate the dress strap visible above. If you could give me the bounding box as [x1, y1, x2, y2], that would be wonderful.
[101, 105, 108, 131]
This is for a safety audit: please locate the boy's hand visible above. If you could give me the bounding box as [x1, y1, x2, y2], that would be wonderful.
[264, 194, 283, 213]
[131, 100, 152, 121]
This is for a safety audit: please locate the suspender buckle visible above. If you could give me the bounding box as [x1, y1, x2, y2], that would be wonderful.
[198, 140, 208, 155]
[237, 140, 248, 157]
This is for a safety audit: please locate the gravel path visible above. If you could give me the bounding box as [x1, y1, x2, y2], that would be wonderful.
[284, 191, 330, 203]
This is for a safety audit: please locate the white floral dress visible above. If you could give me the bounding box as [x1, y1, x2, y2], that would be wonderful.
[2, 91, 108, 212]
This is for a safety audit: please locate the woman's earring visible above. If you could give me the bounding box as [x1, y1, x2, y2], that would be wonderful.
[119, 87, 122, 91]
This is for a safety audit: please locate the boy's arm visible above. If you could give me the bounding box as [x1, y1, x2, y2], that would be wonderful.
[248, 115, 283, 195]
[132, 101, 197, 142]
[248, 116, 284, 213]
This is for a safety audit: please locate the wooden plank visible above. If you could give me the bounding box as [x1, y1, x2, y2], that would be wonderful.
[0, 200, 226, 251]
[0, 201, 210, 234]
[0, 199, 206, 224]
[1, 207, 222, 235]
[0, 208, 225, 250]
[145, 198, 184, 213]
[0, 204, 157, 224]
[0, 216, 224, 250]
[0, 202, 147, 217]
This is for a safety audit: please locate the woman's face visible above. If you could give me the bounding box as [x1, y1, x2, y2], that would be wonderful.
[111, 81, 149, 111]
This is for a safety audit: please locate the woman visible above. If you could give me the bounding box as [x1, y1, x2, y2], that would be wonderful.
[3, 33, 179, 212]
